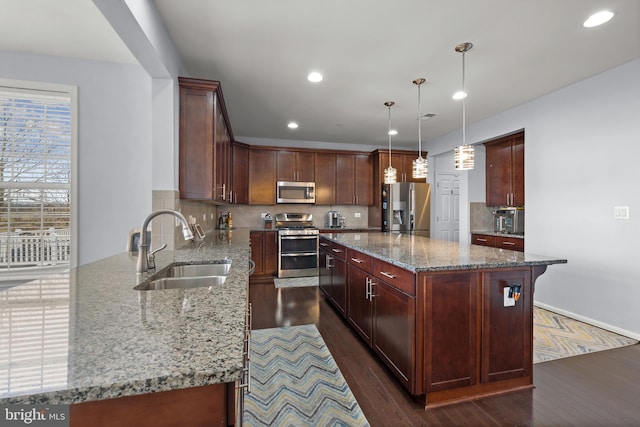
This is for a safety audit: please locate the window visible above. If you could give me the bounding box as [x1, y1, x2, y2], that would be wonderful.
[0, 81, 75, 271]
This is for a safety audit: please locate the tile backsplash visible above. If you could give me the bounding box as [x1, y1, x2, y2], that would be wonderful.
[470, 202, 494, 232]
[150, 191, 371, 249]
[221, 204, 370, 229]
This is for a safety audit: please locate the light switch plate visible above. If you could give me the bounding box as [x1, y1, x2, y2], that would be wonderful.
[504, 286, 515, 307]
[614, 206, 629, 219]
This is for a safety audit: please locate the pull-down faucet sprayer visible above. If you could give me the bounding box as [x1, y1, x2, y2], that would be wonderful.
[136, 209, 194, 274]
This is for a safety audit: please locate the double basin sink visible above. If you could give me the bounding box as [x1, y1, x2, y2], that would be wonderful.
[135, 260, 232, 291]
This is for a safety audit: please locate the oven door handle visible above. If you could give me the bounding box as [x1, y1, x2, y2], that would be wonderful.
[280, 235, 318, 240]
[281, 252, 318, 257]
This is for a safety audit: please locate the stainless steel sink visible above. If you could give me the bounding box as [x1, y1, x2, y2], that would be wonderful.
[161, 262, 232, 278]
[135, 260, 232, 291]
[138, 275, 227, 290]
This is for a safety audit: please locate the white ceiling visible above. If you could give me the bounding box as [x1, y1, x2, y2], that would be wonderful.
[2, 0, 639, 149]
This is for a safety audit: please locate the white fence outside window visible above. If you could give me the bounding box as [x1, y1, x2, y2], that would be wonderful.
[0, 228, 70, 268]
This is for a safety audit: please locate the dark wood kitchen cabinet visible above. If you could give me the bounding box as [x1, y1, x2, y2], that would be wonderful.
[336, 153, 372, 205]
[248, 148, 277, 205]
[345, 246, 416, 391]
[319, 238, 347, 316]
[472, 233, 524, 252]
[481, 269, 532, 383]
[485, 131, 524, 207]
[71, 383, 233, 427]
[422, 272, 478, 393]
[315, 153, 336, 205]
[231, 141, 249, 204]
[178, 77, 234, 202]
[249, 230, 277, 283]
[276, 150, 315, 182]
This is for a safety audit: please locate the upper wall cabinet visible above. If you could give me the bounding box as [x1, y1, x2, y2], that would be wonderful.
[231, 141, 249, 204]
[336, 153, 373, 205]
[276, 150, 315, 182]
[485, 131, 524, 207]
[179, 77, 234, 202]
[249, 148, 277, 205]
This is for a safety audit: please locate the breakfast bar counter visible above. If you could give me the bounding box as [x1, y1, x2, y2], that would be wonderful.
[319, 231, 566, 408]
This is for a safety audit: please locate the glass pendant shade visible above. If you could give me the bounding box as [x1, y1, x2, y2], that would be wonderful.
[412, 78, 428, 179]
[454, 42, 474, 170]
[412, 156, 427, 178]
[454, 145, 475, 170]
[384, 166, 398, 184]
[383, 101, 397, 184]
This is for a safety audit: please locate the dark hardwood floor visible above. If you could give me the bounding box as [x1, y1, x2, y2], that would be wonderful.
[249, 282, 640, 426]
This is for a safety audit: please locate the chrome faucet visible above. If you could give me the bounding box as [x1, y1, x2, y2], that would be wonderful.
[136, 209, 194, 274]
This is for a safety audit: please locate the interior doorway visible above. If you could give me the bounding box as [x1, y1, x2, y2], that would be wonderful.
[434, 172, 460, 241]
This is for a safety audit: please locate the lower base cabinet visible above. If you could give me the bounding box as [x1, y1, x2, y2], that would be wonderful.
[70, 383, 234, 427]
[472, 233, 524, 252]
[372, 279, 415, 390]
[481, 269, 532, 383]
[345, 246, 415, 391]
[249, 230, 277, 283]
[319, 241, 347, 316]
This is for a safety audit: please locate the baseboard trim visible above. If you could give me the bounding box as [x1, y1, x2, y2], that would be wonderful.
[534, 301, 640, 341]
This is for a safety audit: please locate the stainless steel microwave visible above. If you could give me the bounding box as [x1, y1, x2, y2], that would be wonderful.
[276, 181, 316, 204]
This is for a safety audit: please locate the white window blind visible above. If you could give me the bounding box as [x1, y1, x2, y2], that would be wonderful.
[0, 274, 70, 395]
[0, 88, 71, 269]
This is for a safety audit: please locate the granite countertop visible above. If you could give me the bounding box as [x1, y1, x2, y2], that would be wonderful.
[0, 229, 250, 405]
[321, 232, 566, 272]
[472, 230, 525, 239]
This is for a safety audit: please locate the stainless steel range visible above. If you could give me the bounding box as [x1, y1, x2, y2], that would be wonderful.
[275, 213, 319, 278]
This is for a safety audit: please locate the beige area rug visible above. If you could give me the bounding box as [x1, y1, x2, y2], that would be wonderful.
[274, 276, 319, 289]
[533, 307, 638, 363]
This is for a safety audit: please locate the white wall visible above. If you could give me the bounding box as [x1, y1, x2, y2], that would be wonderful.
[426, 58, 640, 338]
[0, 51, 152, 265]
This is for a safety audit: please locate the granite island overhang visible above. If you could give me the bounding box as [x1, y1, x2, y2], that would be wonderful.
[319, 231, 567, 408]
[0, 229, 251, 413]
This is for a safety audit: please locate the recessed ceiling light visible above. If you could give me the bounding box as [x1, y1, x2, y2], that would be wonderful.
[288, 122, 299, 129]
[452, 91, 467, 100]
[388, 129, 398, 136]
[307, 72, 323, 83]
[584, 10, 615, 27]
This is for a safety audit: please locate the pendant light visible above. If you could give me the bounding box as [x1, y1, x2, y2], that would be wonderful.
[454, 42, 474, 170]
[412, 78, 428, 179]
[383, 101, 397, 184]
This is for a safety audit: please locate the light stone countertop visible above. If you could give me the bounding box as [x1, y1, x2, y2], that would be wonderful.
[0, 229, 250, 405]
[322, 232, 566, 272]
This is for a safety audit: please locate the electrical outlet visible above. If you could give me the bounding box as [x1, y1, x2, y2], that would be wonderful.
[354, 212, 361, 218]
[503, 287, 515, 307]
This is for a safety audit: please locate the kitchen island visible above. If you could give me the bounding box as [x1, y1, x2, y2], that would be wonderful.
[0, 229, 250, 426]
[320, 231, 566, 408]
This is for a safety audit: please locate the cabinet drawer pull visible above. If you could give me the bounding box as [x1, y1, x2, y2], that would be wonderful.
[331, 248, 343, 253]
[502, 241, 516, 246]
[380, 271, 396, 280]
[351, 257, 364, 263]
[319, 242, 329, 247]
[477, 238, 488, 242]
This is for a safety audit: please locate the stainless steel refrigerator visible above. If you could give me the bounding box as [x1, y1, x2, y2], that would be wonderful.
[381, 183, 431, 237]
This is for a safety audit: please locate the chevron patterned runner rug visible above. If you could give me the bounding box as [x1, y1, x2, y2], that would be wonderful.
[533, 306, 638, 363]
[243, 324, 370, 426]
